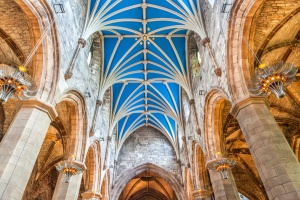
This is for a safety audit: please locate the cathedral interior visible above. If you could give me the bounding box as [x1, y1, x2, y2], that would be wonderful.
[0, 0, 300, 199]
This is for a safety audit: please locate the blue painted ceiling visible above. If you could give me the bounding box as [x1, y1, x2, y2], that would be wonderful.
[84, 0, 206, 143]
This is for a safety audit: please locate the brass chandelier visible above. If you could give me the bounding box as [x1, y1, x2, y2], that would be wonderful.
[55, 158, 85, 183]
[0, 64, 35, 102]
[207, 157, 236, 179]
[248, 61, 297, 98]
[0, 19, 56, 103]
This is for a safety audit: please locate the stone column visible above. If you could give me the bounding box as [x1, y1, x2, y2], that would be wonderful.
[0, 99, 57, 199]
[52, 171, 83, 200]
[208, 169, 239, 200]
[231, 97, 300, 199]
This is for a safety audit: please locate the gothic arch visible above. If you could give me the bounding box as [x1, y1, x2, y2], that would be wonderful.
[227, 0, 265, 103]
[14, 0, 59, 103]
[204, 88, 230, 160]
[101, 169, 110, 200]
[183, 167, 194, 200]
[56, 90, 87, 162]
[192, 141, 210, 191]
[111, 163, 187, 200]
[83, 141, 102, 193]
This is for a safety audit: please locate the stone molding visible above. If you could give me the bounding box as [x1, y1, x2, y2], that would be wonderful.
[21, 98, 58, 120]
[230, 97, 270, 118]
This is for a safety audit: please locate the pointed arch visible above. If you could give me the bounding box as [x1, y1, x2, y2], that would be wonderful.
[111, 163, 187, 200]
[83, 140, 102, 193]
[203, 88, 231, 160]
[56, 90, 87, 162]
[227, 0, 266, 103]
[14, 0, 59, 103]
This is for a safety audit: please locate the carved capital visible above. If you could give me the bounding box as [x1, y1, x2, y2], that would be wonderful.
[214, 67, 222, 77]
[189, 99, 195, 105]
[201, 37, 210, 46]
[78, 38, 86, 48]
[64, 70, 73, 80]
[89, 130, 95, 137]
[196, 128, 201, 135]
[96, 100, 102, 106]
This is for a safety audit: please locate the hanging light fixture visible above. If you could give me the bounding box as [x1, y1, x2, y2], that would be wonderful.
[55, 155, 86, 183]
[240, 34, 297, 99]
[207, 157, 236, 179]
[0, 17, 57, 103]
[0, 64, 35, 102]
[248, 61, 297, 98]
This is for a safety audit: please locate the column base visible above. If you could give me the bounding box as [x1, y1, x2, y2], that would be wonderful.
[193, 189, 212, 199]
[81, 191, 102, 199]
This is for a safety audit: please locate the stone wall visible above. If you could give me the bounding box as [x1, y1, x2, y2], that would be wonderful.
[46, 0, 99, 130]
[115, 126, 179, 180]
[182, 0, 234, 152]
[0, 0, 32, 61]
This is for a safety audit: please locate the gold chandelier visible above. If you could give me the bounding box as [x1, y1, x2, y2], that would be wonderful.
[207, 158, 236, 179]
[55, 160, 85, 183]
[0, 64, 35, 102]
[248, 62, 297, 98]
[0, 19, 56, 103]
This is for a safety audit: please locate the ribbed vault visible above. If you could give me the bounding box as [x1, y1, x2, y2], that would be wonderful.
[80, 0, 207, 149]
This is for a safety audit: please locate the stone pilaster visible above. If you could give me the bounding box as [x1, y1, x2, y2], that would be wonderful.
[231, 97, 300, 200]
[208, 169, 239, 200]
[0, 99, 57, 199]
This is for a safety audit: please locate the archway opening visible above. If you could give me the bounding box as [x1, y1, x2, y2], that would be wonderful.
[118, 171, 177, 200]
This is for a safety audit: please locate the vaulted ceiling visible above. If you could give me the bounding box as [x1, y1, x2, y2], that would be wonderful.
[83, 0, 207, 144]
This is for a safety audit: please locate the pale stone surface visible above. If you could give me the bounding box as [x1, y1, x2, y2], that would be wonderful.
[115, 126, 179, 180]
[0, 107, 52, 199]
[209, 170, 240, 200]
[1, 0, 300, 199]
[233, 99, 300, 199]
